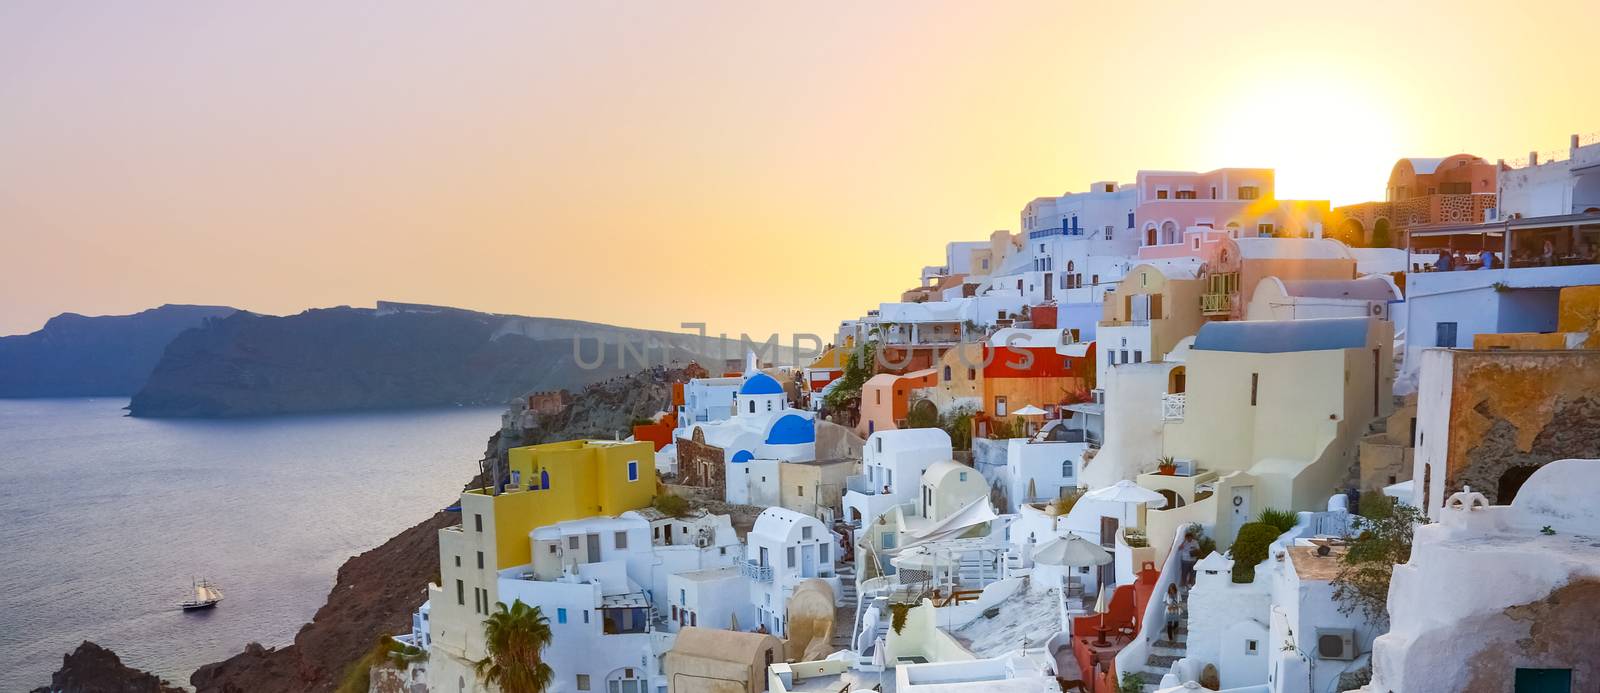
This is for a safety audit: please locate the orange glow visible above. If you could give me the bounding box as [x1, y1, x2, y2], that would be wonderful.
[1, 2, 1597, 339]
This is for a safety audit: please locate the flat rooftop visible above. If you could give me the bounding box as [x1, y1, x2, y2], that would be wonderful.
[1288, 545, 1346, 581]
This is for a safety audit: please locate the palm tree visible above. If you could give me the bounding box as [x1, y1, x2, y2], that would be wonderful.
[475, 599, 554, 693]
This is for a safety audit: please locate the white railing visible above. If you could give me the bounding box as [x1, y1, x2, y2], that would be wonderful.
[1114, 522, 1195, 681]
[1162, 393, 1186, 421]
[741, 560, 774, 582]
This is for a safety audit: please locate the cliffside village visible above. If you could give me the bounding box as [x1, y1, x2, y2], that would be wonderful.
[389, 135, 1600, 693]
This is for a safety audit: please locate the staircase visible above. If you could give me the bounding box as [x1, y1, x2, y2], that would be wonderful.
[1129, 588, 1190, 693]
[831, 563, 859, 650]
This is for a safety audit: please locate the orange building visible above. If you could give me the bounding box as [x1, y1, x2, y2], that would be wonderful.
[857, 368, 939, 436]
[632, 382, 685, 451]
[1334, 155, 1500, 248]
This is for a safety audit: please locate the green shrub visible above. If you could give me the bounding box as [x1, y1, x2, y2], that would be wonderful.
[1119, 671, 1145, 693]
[889, 603, 913, 634]
[1228, 522, 1280, 583]
[1255, 508, 1298, 534]
[652, 493, 690, 518]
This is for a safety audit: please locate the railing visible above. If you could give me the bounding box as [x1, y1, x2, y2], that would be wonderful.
[1162, 393, 1186, 421]
[741, 560, 774, 582]
[1027, 225, 1087, 240]
[845, 474, 879, 495]
[1200, 292, 1231, 314]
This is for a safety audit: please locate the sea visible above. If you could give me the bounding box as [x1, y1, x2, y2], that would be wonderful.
[0, 398, 501, 691]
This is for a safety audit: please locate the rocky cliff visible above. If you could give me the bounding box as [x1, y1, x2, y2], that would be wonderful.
[187, 368, 679, 692]
[128, 302, 784, 418]
[0, 304, 236, 397]
[30, 641, 186, 693]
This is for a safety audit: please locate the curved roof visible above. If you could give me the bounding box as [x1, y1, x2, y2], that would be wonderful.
[1135, 257, 1205, 280]
[1232, 238, 1353, 260]
[739, 372, 784, 396]
[765, 414, 815, 445]
[1278, 276, 1400, 302]
[1399, 157, 1446, 175]
[1194, 317, 1373, 353]
[730, 449, 754, 463]
[752, 506, 823, 540]
[867, 427, 952, 454]
[922, 459, 976, 487]
[669, 626, 781, 664]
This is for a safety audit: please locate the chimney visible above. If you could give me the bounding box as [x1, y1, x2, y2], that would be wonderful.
[1530, 151, 1539, 166]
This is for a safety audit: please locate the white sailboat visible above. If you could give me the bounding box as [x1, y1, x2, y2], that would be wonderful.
[180, 578, 223, 610]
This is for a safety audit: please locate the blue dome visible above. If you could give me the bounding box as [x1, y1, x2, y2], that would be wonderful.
[739, 373, 784, 396]
[764, 414, 815, 445]
[730, 449, 755, 463]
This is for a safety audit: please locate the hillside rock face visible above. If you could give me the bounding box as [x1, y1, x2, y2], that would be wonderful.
[189, 369, 678, 692]
[0, 304, 235, 397]
[129, 302, 779, 418]
[30, 641, 185, 693]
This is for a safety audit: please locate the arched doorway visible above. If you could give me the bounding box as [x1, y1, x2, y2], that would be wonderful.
[1158, 489, 1186, 510]
[1371, 218, 1393, 248]
[1145, 224, 1159, 246]
[1168, 366, 1187, 394]
[1335, 218, 1364, 246]
[1496, 464, 1542, 504]
[1161, 220, 1179, 245]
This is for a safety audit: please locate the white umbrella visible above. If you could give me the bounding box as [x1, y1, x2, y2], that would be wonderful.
[1032, 534, 1112, 567]
[1083, 479, 1167, 528]
[1012, 404, 1048, 416]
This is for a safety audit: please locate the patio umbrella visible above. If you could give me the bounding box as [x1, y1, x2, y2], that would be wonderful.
[1012, 404, 1048, 416]
[1033, 534, 1112, 568]
[1083, 479, 1167, 527]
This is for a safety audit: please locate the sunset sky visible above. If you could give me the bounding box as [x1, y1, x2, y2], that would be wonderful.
[2, 1, 1597, 339]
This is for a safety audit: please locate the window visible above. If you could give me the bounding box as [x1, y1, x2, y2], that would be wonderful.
[568, 536, 580, 550]
[690, 612, 697, 626]
[1133, 351, 1143, 363]
[881, 533, 897, 549]
[1238, 186, 1259, 200]
[1257, 223, 1274, 237]
[967, 368, 976, 380]
[474, 514, 483, 532]
[1156, 189, 1169, 199]
[1121, 349, 1129, 363]
[1246, 639, 1259, 655]
[627, 461, 639, 482]
[1092, 274, 1099, 285]
[671, 605, 678, 620]
[1176, 190, 1196, 199]
[1250, 372, 1259, 406]
[576, 674, 591, 691]
[787, 546, 796, 567]
[583, 609, 589, 623]
[1104, 225, 1114, 241]
[1210, 186, 1217, 199]
[679, 588, 686, 604]
[802, 526, 812, 539]
[476, 551, 484, 570]
[1108, 352, 1117, 366]
[456, 579, 464, 605]
[557, 608, 568, 624]
[1063, 459, 1072, 478]
[994, 396, 1008, 417]
[615, 531, 628, 549]
[797, 485, 804, 497]
[959, 471, 968, 482]
[1126, 212, 1135, 229]
[1436, 322, 1458, 348]
[875, 390, 881, 405]
[454, 555, 461, 568]
[875, 437, 882, 453]
[943, 365, 952, 380]
[748, 400, 756, 414]
[820, 544, 829, 562]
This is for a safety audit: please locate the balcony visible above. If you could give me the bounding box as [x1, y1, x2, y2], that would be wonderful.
[1161, 393, 1186, 421]
[1200, 292, 1232, 315]
[846, 474, 881, 496]
[1027, 224, 1087, 240]
[741, 559, 774, 582]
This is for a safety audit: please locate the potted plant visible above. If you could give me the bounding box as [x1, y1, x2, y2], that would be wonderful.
[1157, 456, 1177, 476]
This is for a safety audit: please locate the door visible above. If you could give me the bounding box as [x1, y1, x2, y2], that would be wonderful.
[1514, 668, 1571, 693]
[801, 544, 816, 577]
[1099, 516, 1119, 590]
[664, 524, 673, 545]
[1231, 486, 1254, 527]
[586, 533, 601, 563]
[1044, 273, 1054, 301]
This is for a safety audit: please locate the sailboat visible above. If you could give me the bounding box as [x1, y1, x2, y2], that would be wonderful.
[180, 578, 223, 611]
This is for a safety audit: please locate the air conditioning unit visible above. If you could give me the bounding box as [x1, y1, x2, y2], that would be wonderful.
[1172, 458, 1197, 476]
[1316, 628, 1356, 660]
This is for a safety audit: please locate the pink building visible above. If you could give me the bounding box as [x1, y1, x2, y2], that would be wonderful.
[1133, 168, 1333, 259]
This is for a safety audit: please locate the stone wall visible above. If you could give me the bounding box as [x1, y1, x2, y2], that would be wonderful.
[1444, 351, 1600, 503]
[675, 432, 727, 499]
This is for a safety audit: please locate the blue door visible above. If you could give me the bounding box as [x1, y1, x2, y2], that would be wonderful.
[1514, 668, 1571, 693]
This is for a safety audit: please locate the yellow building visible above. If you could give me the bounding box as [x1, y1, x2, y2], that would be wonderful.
[427, 439, 656, 682]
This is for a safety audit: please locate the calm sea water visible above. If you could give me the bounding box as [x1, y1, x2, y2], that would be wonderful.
[0, 399, 499, 691]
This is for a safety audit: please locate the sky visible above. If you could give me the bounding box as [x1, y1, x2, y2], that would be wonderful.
[2, 1, 1598, 339]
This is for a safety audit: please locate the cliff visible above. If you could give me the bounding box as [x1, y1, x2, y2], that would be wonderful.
[0, 304, 236, 397]
[128, 302, 784, 418]
[30, 641, 186, 693]
[188, 368, 678, 692]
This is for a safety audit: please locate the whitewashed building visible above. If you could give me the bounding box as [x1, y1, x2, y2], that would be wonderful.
[743, 507, 841, 637]
[843, 428, 953, 528]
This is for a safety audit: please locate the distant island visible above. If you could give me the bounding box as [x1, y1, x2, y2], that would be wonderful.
[124, 301, 790, 418]
[0, 304, 237, 398]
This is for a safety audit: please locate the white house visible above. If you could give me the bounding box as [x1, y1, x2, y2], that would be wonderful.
[1244, 275, 1400, 322]
[843, 428, 953, 528]
[664, 565, 753, 633]
[1495, 133, 1600, 219]
[1001, 435, 1086, 513]
[743, 507, 841, 637]
[1366, 458, 1600, 692]
[676, 376, 740, 430]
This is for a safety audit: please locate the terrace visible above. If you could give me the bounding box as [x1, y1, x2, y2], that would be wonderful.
[1408, 213, 1600, 272]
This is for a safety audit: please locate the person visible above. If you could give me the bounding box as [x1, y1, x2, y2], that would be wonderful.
[1542, 239, 1556, 267]
[1433, 251, 1453, 271]
[1479, 248, 1497, 269]
[1163, 583, 1184, 641]
[1178, 530, 1201, 587]
[1453, 250, 1468, 270]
